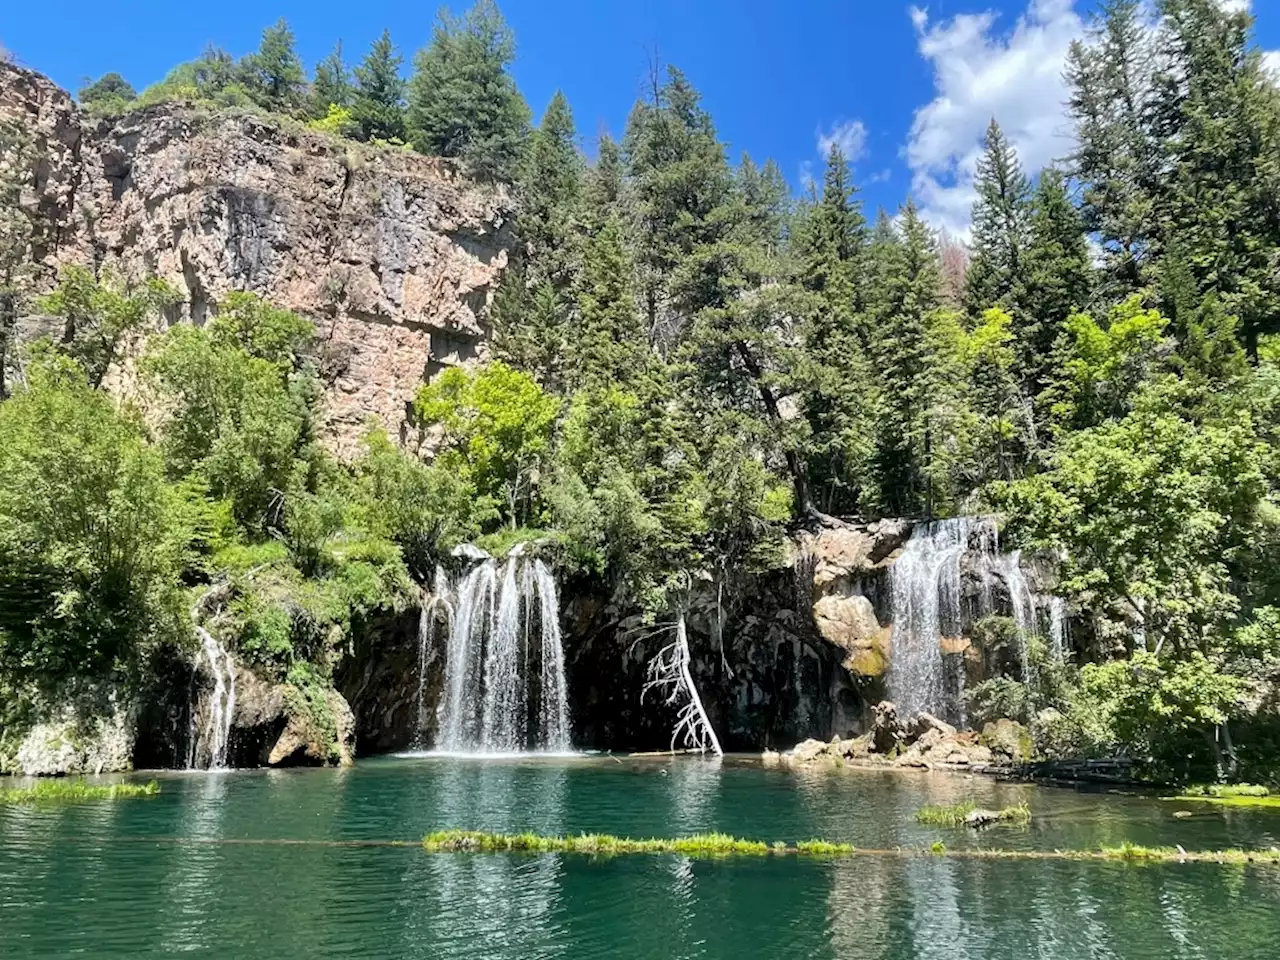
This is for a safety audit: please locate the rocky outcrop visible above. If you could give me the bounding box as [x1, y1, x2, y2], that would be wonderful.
[11, 701, 134, 776]
[0, 62, 513, 455]
[781, 700, 1028, 772]
[797, 521, 908, 681]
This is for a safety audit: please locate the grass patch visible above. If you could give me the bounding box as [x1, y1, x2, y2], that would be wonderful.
[796, 839, 856, 856]
[0, 779, 160, 804]
[423, 830, 773, 857]
[1167, 784, 1280, 809]
[915, 802, 1030, 827]
[420, 830, 1280, 866]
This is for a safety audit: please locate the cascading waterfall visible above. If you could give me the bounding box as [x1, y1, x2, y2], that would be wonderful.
[436, 552, 571, 753]
[888, 517, 1067, 720]
[888, 519, 977, 718]
[193, 627, 237, 769]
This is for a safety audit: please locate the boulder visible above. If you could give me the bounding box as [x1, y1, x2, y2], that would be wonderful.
[871, 701, 907, 754]
[791, 738, 831, 763]
[909, 712, 957, 740]
[761, 749, 781, 766]
[981, 718, 1033, 761]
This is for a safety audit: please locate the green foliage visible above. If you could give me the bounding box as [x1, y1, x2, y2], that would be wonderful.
[406, 0, 530, 180]
[77, 73, 136, 116]
[310, 41, 352, 118]
[413, 362, 559, 529]
[240, 19, 306, 112]
[307, 104, 361, 138]
[352, 30, 406, 142]
[0, 360, 190, 689]
[37, 266, 179, 388]
[142, 292, 317, 535]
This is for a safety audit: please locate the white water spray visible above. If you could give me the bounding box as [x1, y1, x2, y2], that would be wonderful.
[194, 627, 237, 769]
[435, 552, 572, 753]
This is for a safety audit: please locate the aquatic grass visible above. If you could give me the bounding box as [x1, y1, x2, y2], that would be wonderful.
[795, 839, 856, 856]
[422, 830, 772, 857]
[420, 830, 1280, 866]
[915, 802, 977, 826]
[0, 779, 160, 804]
[915, 802, 1031, 827]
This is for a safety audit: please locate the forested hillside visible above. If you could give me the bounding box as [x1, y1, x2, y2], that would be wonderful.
[2, 0, 1280, 781]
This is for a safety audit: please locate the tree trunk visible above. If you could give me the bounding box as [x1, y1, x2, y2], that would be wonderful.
[732, 340, 816, 516]
[0, 289, 13, 399]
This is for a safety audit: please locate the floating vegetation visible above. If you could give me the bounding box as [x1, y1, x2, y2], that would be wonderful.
[423, 830, 772, 857]
[1097, 843, 1280, 865]
[1167, 785, 1280, 809]
[914, 802, 1031, 827]
[0, 779, 160, 804]
[795, 839, 856, 856]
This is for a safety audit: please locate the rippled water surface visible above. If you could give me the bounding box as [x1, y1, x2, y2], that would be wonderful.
[3, 756, 1280, 958]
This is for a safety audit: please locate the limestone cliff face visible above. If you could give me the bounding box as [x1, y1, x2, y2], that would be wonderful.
[0, 62, 513, 454]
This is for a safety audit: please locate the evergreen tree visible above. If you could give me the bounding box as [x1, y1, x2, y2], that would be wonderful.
[352, 30, 406, 142]
[1017, 167, 1092, 396]
[310, 41, 352, 117]
[242, 18, 306, 112]
[573, 214, 649, 393]
[406, 0, 530, 180]
[793, 144, 872, 513]
[868, 200, 951, 516]
[585, 134, 624, 217]
[964, 119, 1031, 317]
[623, 65, 731, 352]
[518, 90, 584, 287]
[77, 73, 136, 115]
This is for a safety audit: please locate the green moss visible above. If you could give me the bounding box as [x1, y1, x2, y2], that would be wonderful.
[796, 839, 856, 856]
[423, 830, 774, 857]
[0, 779, 160, 804]
[1166, 793, 1280, 809]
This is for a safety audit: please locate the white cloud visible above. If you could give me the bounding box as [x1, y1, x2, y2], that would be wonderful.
[1265, 50, 1280, 79]
[905, 0, 1085, 239]
[816, 119, 869, 162]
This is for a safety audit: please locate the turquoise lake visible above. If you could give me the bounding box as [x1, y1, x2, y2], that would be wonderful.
[3, 755, 1280, 958]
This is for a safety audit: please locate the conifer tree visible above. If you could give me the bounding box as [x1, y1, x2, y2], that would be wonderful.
[1016, 168, 1092, 396]
[574, 215, 649, 394]
[623, 65, 731, 352]
[352, 30, 406, 142]
[407, 0, 530, 181]
[311, 41, 352, 117]
[964, 119, 1031, 317]
[793, 144, 872, 513]
[242, 18, 306, 112]
[518, 91, 584, 288]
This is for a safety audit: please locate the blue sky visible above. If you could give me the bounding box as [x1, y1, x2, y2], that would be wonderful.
[2, 0, 1278, 235]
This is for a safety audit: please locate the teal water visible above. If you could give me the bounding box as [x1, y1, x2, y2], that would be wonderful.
[3, 756, 1280, 959]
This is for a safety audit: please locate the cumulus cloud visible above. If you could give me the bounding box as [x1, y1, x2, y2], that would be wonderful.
[905, 0, 1084, 239]
[1265, 50, 1280, 79]
[816, 119, 869, 162]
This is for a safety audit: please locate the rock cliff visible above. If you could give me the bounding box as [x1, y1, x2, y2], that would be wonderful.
[0, 62, 513, 454]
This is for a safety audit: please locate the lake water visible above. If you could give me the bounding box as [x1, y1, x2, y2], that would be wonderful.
[3, 755, 1280, 959]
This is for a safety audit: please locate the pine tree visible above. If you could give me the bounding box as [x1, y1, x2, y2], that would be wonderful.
[573, 214, 649, 393]
[868, 200, 951, 516]
[311, 42, 352, 117]
[1066, 0, 1162, 293]
[242, 18, 306, 112]
[584, 134, 623, 218]
[352, 30, 406, 142]
[518, 91, 584, 288]
[793, 145, 872, 513]
[964, 119, 1031, 317]
[406, 0, 530, 181]
[1016, 167, 1092, 395]
[623, 65, 732, 352]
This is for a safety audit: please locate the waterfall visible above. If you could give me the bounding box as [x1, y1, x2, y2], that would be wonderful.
[436, 551, 572, 754]
[888, 518, 982, 718]
[413, 567, 454, 748]
[193, 628, 237, 769]
[888, 517, 1066, 720]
